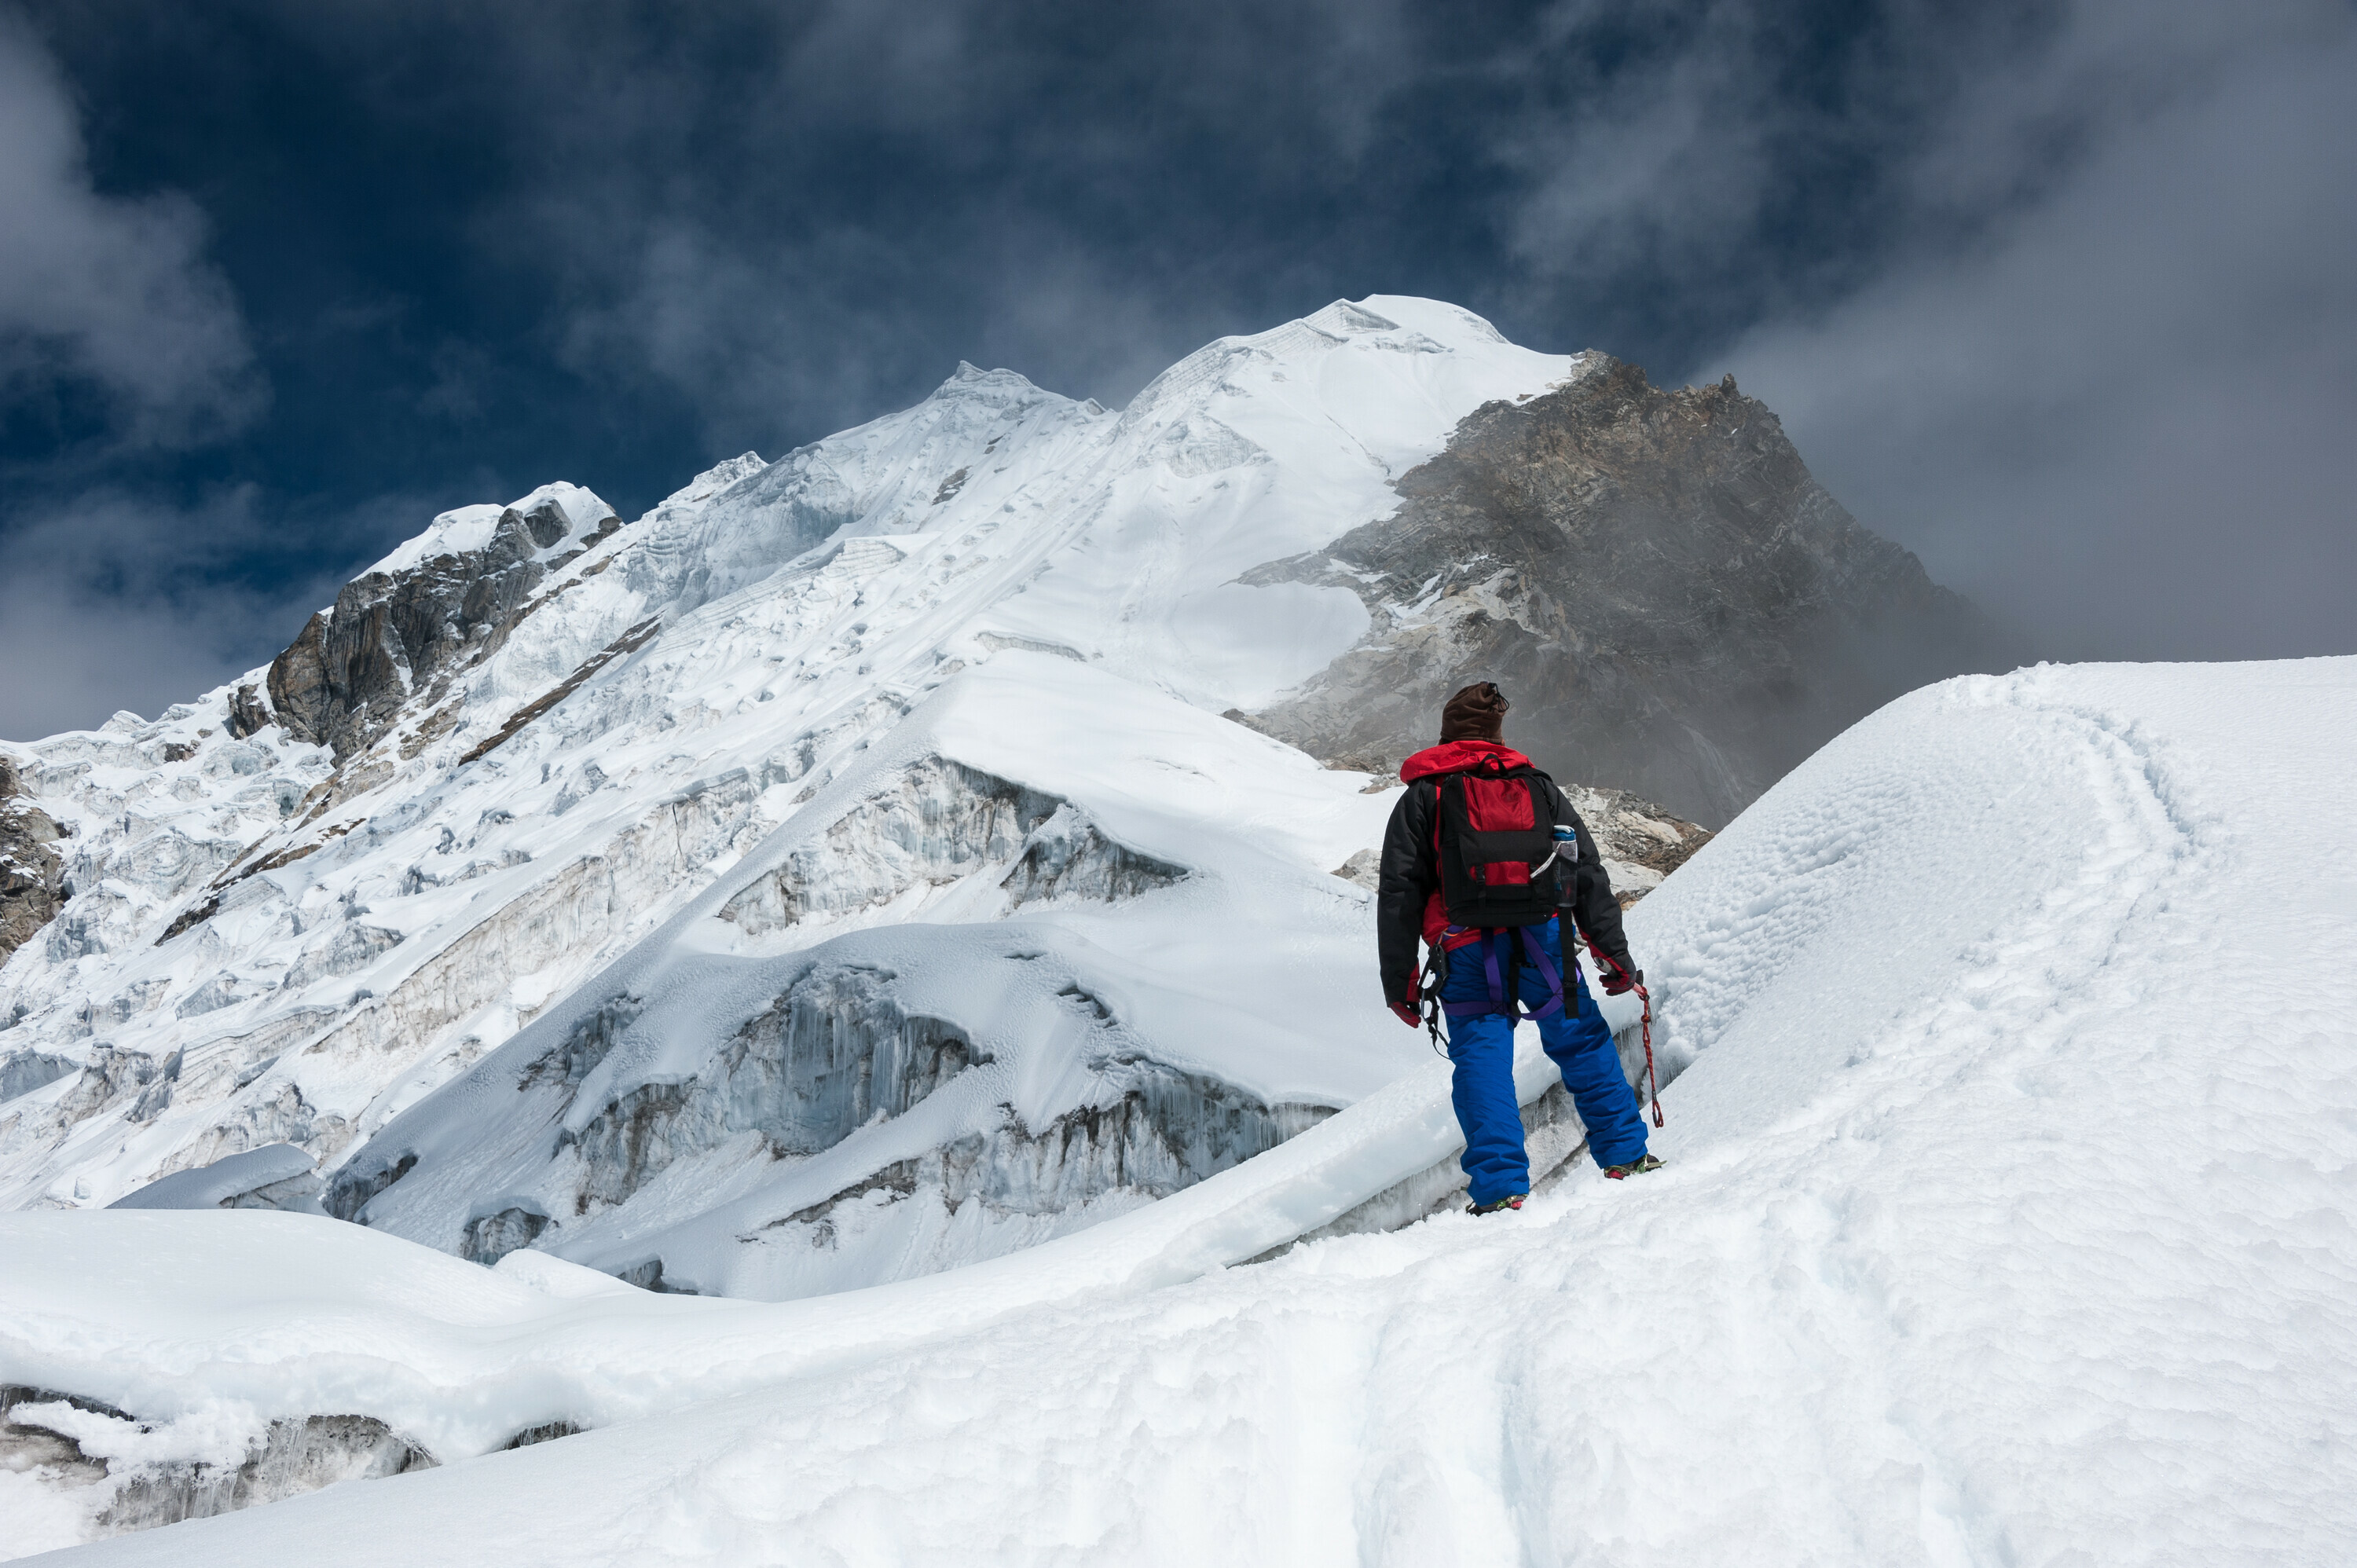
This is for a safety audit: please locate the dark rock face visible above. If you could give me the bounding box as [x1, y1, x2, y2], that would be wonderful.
[460, 1207, 551, 1266]
[267, 498, 618, 759]
[224, 684, 272, 740]
[1248, 360, 2014, 825]
[0, 755, 68, 965]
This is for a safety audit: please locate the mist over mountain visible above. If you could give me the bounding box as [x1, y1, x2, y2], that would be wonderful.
[1248, 354, 2011, 825]
[2, 4, 2348, 746]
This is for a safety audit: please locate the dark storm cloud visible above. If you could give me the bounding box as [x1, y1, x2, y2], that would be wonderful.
[0, 13, 296, 738]
[382, 0, 1439, 439]
[1, 0, 2349, 742]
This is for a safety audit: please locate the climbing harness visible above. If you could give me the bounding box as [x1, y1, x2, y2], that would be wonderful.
[1420, 923, 1663, 1129]
[1421, 922, 1574, 1056]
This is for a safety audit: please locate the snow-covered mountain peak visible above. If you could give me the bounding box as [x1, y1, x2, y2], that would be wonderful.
[940, 359, 1039, 392]
[0, 295, 1609, 1241]
[1119, 295, 1579, 461]
[640, 452, 768, 530]
[365, 482, 618, 581]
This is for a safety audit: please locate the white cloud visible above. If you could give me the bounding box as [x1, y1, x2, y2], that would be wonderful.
[0, 475, 460, 742]
[0, 488, 284, 738]
[0, 13, 262, 446]
[1716, 2, 2357, 660]
[1500, 2, 1780, 288]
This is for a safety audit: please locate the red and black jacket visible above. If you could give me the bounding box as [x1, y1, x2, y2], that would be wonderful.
[1375, 740, 1634, 1009]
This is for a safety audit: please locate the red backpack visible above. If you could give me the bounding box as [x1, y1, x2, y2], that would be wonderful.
[1433, 758, 1567, 928]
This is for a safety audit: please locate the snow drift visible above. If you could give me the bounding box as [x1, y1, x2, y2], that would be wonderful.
[5, 656, 2353, 1563]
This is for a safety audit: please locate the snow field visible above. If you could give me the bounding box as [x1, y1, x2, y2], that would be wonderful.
[8, 657, 2354, 1563]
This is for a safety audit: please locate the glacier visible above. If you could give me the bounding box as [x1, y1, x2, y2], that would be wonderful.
[2, 654, 2352, 1563]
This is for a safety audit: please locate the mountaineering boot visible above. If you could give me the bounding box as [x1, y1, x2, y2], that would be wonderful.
[1603, 1154, 1664, 1180]
[1467, 1193, 1526, 1216]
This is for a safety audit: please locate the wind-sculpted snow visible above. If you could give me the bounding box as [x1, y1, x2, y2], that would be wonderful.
[5, 658, 2352, 1563]
[107, 1142, 320, 1212]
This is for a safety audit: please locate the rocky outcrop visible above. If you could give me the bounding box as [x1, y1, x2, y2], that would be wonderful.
[0, 753, 68, 965]
[224, 684, 272, 740]
[1331, 777, 1710, 907]
[1560, 782, 1713, 905]
[1248, 360, 2014, 824]
[267, 496, 620, 759]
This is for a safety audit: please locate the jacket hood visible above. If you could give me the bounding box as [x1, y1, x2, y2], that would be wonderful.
[1398, 739, 1532, 782]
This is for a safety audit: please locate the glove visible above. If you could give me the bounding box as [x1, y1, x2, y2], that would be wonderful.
[1594, 951, 1643, 996]
[1389, 965, 1425, 1028]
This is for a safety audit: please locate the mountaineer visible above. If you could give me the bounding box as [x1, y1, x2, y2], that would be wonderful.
[1376, 682, 1661, 1214]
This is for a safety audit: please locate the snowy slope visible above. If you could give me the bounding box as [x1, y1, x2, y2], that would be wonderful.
[0, 297, 1584, 1274]
[323, 653, 1450, 1299]
[6, 657, 2353, 1563]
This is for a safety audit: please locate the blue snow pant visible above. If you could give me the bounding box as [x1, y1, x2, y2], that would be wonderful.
[1439, 917, 1648, 1206]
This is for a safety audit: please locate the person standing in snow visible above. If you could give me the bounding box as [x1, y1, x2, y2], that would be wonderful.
[1376, 682, 1660, 1214]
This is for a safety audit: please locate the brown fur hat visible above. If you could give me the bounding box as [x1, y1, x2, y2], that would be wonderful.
[1439, 682, 1509, 742]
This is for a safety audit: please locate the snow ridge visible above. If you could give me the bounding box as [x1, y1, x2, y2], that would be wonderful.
[5, 657, 2352, 1564]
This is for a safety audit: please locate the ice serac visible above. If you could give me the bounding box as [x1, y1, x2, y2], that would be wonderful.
[1246, 359, 2014, 824]
[716, 756, 1186, 937]
[1, 1381, 432, 1545]
[0, 458, 786, 1219]
[108, 1141, 321, 1212]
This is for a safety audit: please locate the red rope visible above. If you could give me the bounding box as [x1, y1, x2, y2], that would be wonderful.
[1635, 981, 1663, 1127]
